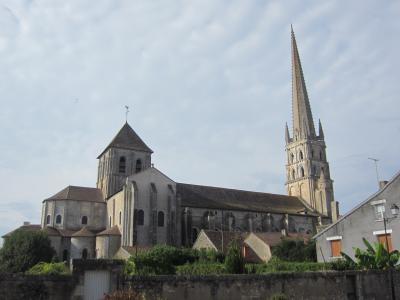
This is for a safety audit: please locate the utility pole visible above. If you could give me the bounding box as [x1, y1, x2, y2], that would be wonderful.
[368, 157, 380, 188]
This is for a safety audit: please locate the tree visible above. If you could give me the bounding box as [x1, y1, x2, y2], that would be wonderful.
[0, 230, 55, 273]
[224, 240, 244, 274]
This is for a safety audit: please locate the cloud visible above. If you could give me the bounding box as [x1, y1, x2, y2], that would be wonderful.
[0, 0, 399, 237]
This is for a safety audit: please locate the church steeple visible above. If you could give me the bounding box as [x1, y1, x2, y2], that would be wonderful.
[285, 27, 338, 223]
[291, 26, 316, 140]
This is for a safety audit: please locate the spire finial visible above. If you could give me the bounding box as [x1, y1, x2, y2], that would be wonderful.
[125, 105, 129, 123]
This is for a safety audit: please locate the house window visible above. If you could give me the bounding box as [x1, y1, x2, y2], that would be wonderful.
[135, 159, 142, 173]
[81, 216, 88, 225]
[46, 215, 51, 225]
[55, 215, 62, 224]
[374, 204, 385, 220]
[137, 209, 144, 225]
[377, 234, 393, 252]
[158, 211, 164, 227]
[119, 156, 126, 173]
[330, 239, 342, 257]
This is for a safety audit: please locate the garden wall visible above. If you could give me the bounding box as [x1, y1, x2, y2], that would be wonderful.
[124, 270, 400, 300]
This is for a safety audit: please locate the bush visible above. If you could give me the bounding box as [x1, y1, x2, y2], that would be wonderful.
[272, 239, 316, 262]
[328, 258, 357, 271]
[224, 241, 244, 274]
[270, 293, 288, 300]
[127, 245, 199, 275]
[247, 257, 328, 273]
[26, 262, 70, 275]
[176, 262, 226, 275]
[0, 230, 56, 273]
[197, 248, 225, 263]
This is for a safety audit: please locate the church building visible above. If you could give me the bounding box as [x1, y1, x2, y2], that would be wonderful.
[3, 29, 339, 261]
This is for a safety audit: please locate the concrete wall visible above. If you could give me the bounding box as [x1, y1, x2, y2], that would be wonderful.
[124, 271, 400, 300]
[42, 199, 106, 231]
[315, 172, 400, 262]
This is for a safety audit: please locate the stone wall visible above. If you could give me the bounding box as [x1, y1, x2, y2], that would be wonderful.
[124, 270, 400, 300]
[0, 273, 76, 300]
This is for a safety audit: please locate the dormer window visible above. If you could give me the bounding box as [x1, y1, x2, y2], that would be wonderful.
[119, 156, 126, 173]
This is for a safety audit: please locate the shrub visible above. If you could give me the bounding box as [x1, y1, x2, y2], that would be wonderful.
[248, 257, 327, 273]
[272, 239, 316, 262]
[26, 262, 70, 275]
[328, 258, 357, 271]
[197, 248, 225, 263]
[0, 230, 55, 273]
[270, 293, 288, 300]
[176, 262, 226, 275]
[127, 245, 198, 275]
[224, 241, 244, 274]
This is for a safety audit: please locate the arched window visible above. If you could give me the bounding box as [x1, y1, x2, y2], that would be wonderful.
[311, 150, 314, 158]
[158, 211, 164, 227]
[192, 228, 199, 244]
[119, 156, 126, 173]
[46, 215, 51, 225]
[62, 249, 68, 262]
[292, 169, 296, 180]
[82, 248, 88, 260]
[299, 151, 304, 160]
[56, 215, 62, 224]
[135, 159, 142, 173]
[300, 167, 305, 177]
[137, 210, 144, 226]
[119, 211, 122, 225]
[109, 216, 112, 227]
[81, 216, 88, 225]
[290, 153, 294, 163]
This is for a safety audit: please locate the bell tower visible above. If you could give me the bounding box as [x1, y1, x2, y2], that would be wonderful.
[285, 27, 339, 222]
[96, 122, 153, 199]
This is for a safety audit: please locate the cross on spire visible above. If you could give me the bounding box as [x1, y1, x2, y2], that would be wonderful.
[125, 105, 129, 123]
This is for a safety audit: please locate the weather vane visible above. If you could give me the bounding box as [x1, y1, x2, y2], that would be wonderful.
[125, 105, 129, 122]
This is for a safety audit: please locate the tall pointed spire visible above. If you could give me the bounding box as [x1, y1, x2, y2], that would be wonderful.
[285, 122, 291, 144]
[291, 26, 316, 139]
[318, 119, 324, 139]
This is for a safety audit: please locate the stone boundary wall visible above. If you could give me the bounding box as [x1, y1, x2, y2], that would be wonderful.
[0, 269, 399, 299]
[124, 270, 400, 300]
[0, 273, 76, 300]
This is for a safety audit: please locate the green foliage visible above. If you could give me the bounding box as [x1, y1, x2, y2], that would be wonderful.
[127, 245, 199, 275]
[26, 262, 70, 275]
[176, 262, 226, 275]
[246, 257, 327, 273]
[0, 230, 56, 273]
[341, 238, 400, 270]
[224, 241, 244, 274]
[328, 258, 357, 271]
[270, 293, 288, 300]
[272, 239, 316, 262]
[197, 248, 225, 263]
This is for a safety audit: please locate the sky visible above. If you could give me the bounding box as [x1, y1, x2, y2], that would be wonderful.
[0, 0, 400, 241]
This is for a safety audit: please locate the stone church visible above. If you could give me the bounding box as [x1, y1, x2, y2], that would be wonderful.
[4, 29, 339, 261]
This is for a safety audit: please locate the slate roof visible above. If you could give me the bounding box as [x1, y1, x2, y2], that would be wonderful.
[177, 183, 316, 215]
[201, 230, 247, 253]
[97, 225, 121, 236]
[44, 186, 105, 203]
[72, 226, 95, 237]
[98, 122, 153, 158]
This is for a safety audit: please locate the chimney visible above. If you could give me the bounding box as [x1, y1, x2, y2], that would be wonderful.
[379, 181, 389, 190]
[23, 221, 31, 226]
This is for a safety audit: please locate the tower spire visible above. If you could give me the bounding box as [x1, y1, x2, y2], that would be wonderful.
[291, 26, 316, 139]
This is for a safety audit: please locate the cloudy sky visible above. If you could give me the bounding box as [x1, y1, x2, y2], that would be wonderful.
[0, 0, 399, 240]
